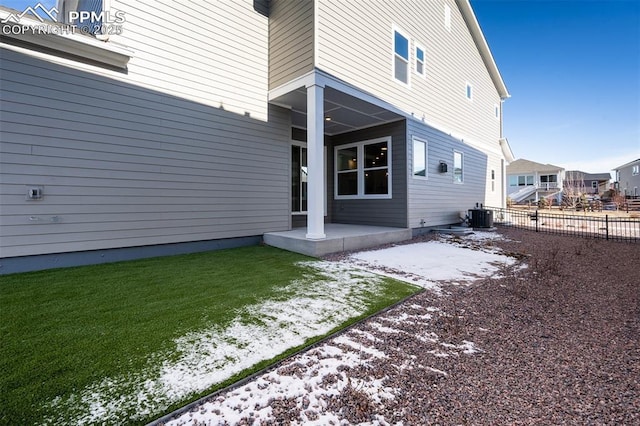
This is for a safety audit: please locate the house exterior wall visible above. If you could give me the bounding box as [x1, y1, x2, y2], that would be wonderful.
[617, 160, 640, 196]
[329, 121, 408, 228]
[268, 0, 314, 90]
[0, 0, 291, 259]
[314, 0, 504, 168]
[407, 118, 487, 228]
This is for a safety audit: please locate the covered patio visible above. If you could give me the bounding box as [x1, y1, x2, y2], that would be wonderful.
[268, 70, 408, 255]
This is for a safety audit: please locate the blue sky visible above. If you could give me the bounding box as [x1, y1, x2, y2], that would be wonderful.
[471, 0, 640, 174]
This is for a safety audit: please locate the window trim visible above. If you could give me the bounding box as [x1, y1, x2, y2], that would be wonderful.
[335, 137, 392, 200]
[392, 25, 411, 87]
[465, 82, 473, 101]
[494, 103, 500, 119]
[632, 165, 639, 176]
[415, 43, 426, 78]
[412, 136, 428, 180]
[453, 150, 464, 184]
[444, 4, 452, 31]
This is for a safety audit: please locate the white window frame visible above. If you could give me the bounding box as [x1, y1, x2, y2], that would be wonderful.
[444, 4, 452, 31]
[632, 165, 639, 176]
[392, 26, 411, 87]
[465, 82, 473, 101]
[453, 150, 464, 184]
[412, 136, 428, 179]
[491, 169, 496, 192]
[335, 137, 392, 200]
[415, 44, 426, 78]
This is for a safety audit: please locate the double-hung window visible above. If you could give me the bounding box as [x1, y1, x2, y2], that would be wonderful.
[415, 45, 425, 77]
[453, 151, 463, 183]
[336, 138, 391, 199]
[393, 29, 409, 85]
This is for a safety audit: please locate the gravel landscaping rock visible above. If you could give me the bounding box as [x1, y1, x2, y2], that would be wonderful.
[163, 228, 639, 425]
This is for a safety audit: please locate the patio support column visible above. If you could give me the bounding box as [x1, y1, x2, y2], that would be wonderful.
[305, 82, 326, 240]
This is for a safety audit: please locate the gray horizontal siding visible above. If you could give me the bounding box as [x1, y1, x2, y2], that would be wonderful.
[0, 48, 290, 258]
[269, 0, 314, 89]
[329, 121, 408, 228]
[407, 118, 488, 228]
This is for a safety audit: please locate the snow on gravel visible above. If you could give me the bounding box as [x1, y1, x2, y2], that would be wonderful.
[161, 231, 515, 425]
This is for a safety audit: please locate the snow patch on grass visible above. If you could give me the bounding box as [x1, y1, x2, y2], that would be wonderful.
[45, 261, 393, 425]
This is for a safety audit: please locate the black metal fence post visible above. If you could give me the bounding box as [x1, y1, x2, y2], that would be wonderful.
[535, 209, 539, 232]
[606, 215, 609, 240]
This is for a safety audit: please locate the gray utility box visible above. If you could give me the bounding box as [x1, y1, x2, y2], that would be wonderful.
[468, 209, 493, 228]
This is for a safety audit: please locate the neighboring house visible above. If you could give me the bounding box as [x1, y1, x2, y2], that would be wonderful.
[0, 0, 512, 273]
[614, 159, 640, 198]
[506, 159, 564, 204]
[563, 171, 611, 196]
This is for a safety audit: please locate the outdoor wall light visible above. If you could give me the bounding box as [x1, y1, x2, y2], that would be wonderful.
[439, 161, 448, 173]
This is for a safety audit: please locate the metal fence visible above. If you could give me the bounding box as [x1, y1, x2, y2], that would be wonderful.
[487, 207, 640, 242]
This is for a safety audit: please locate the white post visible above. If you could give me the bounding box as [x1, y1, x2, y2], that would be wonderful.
[305, 83, 326, 240]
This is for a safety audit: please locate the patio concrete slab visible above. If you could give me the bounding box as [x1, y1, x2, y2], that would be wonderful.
[263, 224, 412, 257]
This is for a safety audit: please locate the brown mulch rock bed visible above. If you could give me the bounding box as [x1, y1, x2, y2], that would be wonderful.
[348, 228, 639, 424]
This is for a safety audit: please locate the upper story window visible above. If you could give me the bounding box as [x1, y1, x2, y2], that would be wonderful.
[58, 0, 105, 35]
[336, 138, 391, 199]
[415, 45, 425, 77]
[413, 137, 427, 178]
[444, 4, 452, 31]
[393, 29, 410, 85]
[494, 104, 500, 119]
[633, 165, 639, 175]
[453, 151, 463, 183]
[465, 83, 473, 101]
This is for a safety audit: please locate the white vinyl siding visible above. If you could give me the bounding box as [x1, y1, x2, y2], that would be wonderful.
[0, 0, 290, 258]
[269, 0, 314, 89]
[315, 0, 502, 159]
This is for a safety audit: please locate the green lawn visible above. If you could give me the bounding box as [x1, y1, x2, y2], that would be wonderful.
[0, 245, 419, 425]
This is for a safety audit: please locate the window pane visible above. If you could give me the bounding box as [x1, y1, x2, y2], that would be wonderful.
[509, 176, 517, 186]
[394, 31, 408, 59]
[337, 147, 358, 171]
[337, 172, 358, 195]
[416, 61, 423, 75]
[527, 176, 534, 185]
[413, 140, 426, 176]
[301, 148, 307, 211]
[416, 47, 424, 62]
[364, 142, 388, 168]
[453, 152, 463, 183]
[365, 170, 388, 194]
[291, 146, 300, 211]
[394, 57, 408, 83]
